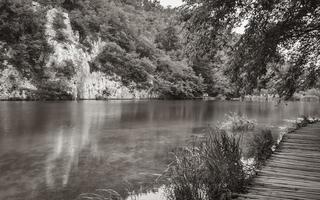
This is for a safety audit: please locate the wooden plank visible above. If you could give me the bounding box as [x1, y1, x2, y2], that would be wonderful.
[239, 122, 320, 199]
[248, 188, 320, 200]
[273, 151, 320, 158]
[250, 186, 320, 196]
[269, 160, 320, 169]
[267, 163, 320, 172]
[281, 140, 320, 145]
[252, 178, 320, 190]
[252, 183, 320, 193]
[270, 155, 320, 163]
[260, 170, 320, 182]
[253, 177, 320, 189]
[262, 168, 320, 178]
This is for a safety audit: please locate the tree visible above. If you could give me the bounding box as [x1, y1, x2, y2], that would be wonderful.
[181, 0, 320, 99]
[0, 0, 51, 78]
[155, 25, 180, 52]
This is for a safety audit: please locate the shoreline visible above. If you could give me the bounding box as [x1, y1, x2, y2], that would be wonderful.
[124, 117, 320, 200]
[0, 98, 207, 102]
[1, 98, 319, 102]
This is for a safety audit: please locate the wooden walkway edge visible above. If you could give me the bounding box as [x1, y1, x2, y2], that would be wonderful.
[238, 122, 320, 200]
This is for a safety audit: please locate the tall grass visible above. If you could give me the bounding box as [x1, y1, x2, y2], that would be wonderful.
[164, 143, 206, 200]
[163, 128, 247, 200]
[247, 129, 274, 168]
[78, 189, 122, 200]
[162, 113, 278, 200]
[204, 129, 246, 200]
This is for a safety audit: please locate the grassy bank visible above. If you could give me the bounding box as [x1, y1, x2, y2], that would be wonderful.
[160, 114, 274, 200]
[161, 114, 319, 200]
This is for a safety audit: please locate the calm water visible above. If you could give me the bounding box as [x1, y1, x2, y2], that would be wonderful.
[0, 100, 319, 200]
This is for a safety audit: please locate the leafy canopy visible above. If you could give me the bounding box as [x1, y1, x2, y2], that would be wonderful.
[182, 0, 320, 98]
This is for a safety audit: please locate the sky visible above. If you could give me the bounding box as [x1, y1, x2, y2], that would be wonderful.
[158, 0, 247, 34]
[159, 0, 184, 8]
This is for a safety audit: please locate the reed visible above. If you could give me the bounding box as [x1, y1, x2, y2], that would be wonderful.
[163, 128, 247, 200]
[247, 129, 274, 168]
[78, 189, 122, 200]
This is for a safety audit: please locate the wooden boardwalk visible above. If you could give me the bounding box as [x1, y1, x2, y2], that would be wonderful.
[239, 122, 320, 200]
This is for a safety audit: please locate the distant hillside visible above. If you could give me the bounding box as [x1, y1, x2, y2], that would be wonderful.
[0, 0, 205, 100]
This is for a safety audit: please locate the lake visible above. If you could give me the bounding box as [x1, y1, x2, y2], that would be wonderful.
[0, 100, 319, 200]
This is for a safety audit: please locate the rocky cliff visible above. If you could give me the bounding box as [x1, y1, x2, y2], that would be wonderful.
[0, 7, 157, 100]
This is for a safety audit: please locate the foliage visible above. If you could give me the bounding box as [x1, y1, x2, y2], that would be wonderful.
[93, 42, 151, 87]
[220, 113, 255, 133]
[0, 0, 52, 78]
[296, 115, 311, 128]
[54, 30, 68, 43]
[165, 143, 206, 200]
[164, 128, 247, 200]
[204, 129, 246, 199]
[155, 69, 205, 99]
[35, 80, 74, 100]
[189, 36, 237, 97]
[52, 11, 66, 30]
[54, 59, 75, 80]
[52, 11, 69, 43]
[182, 0, 320, 98]
[155, 25, 180, 52]
[54, 0, 205, 98]
[304, 88, 320, 98]
[2, 0, 320, 99]
[0, 0, 208, 99]
[247, 129, 274, 168]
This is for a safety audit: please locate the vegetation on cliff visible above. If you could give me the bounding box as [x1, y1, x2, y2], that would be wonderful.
[0, 0, 206, 99]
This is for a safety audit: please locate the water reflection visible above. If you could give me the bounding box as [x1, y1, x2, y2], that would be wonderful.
[0, 101, 319, 200]
[45, 109, 101, 188]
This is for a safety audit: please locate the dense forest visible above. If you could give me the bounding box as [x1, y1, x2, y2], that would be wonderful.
[0, 0, 319, 100]
[182, 0, 320, 100]
[0, 0, 206, 99]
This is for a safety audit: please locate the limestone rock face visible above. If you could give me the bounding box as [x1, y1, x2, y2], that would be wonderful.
[84, 72, 157, 99]
[44, 8, 157, 100]
[45, 8, 98, 99]
[0, 8, 157, 100]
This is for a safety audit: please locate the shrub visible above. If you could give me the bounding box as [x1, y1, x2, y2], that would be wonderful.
[35, 80, 74, 100]
[304, 88, 320, 98]
[52, 11, 70, 43]
[164, 128, 247, 200]
[52, 12, 67, 30]
[54, 60, 75, 79]
[54, 30, 69, 43]
[296, 115, 311, 128]
[220, 113, 255, 133]
[0, 1, 52, 78]
[165, 141, 206, 200]
[204, 129, 246, 199]
[155, 71, 205, 99]
[94, 43, 150, 88]
[247, 129, 274, 167]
